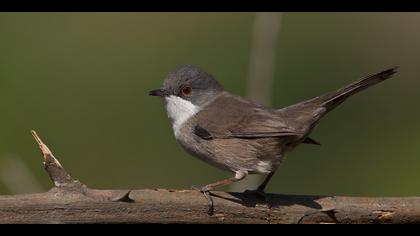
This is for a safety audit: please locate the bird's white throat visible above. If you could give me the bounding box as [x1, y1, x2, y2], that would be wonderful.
[165, 95, 200, 137]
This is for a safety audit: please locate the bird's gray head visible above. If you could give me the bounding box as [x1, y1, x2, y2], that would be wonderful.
[149, 65, 224, 107]
[149, 65, 224, 136]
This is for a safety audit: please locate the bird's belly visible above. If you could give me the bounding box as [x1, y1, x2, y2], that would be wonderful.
[175, 134, 236, 173]
[175, 127, 287, 174]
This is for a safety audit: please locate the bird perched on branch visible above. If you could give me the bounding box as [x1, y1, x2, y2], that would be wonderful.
[149, 65, 398, 214]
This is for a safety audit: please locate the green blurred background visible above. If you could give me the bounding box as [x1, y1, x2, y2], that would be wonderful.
[0, 13, 419, 196]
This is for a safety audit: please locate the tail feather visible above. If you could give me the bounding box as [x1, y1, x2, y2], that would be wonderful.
[277, 67, 399, 134]
[320, 67, 398, 112]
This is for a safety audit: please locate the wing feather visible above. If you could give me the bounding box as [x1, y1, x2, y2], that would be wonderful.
[192, 92, 302, 140]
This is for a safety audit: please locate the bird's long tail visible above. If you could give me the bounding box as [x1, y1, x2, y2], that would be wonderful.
[318, 67, 398, 112]
[278, 67, 399, 138]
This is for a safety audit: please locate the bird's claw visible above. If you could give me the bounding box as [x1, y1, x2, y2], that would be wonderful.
[244, 188, 272, 208]
[191, 185, 214, 215]
[191, 185, 209, 192]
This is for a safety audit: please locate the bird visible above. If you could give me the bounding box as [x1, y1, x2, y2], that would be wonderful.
[149, 65, 398, 214]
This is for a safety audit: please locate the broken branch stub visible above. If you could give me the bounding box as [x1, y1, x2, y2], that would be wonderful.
[30, 130, 74, 187]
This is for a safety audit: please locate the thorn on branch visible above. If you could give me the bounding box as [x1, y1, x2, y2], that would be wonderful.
[111, 190, 134, 203]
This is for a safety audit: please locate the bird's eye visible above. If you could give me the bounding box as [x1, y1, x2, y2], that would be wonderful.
[181, 86, 192, 96]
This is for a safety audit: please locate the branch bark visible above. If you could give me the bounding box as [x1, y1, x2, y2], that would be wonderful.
[0, 131, 419, 224]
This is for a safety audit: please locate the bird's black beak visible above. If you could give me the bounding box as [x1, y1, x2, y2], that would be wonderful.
[149, 89, 169, 97]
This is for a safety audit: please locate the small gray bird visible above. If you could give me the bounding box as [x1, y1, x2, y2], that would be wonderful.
[149, 65, 397, 214]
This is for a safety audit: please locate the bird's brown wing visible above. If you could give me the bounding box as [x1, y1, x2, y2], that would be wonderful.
[192, 92, 303, 140]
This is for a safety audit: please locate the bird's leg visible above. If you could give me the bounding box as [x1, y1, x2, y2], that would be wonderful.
[257, 171, 275, 193]
[192, 171, 247, 215]
[245, 172, 275, 207]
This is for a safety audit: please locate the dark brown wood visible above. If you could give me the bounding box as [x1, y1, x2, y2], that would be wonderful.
[0, 131, 418, 224]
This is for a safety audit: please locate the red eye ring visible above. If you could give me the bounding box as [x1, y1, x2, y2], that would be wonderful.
[181, 86, 192, 96]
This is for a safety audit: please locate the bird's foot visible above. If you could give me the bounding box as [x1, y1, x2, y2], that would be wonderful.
[191, 185, 214, 215]
[244, 188, 272, 208]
